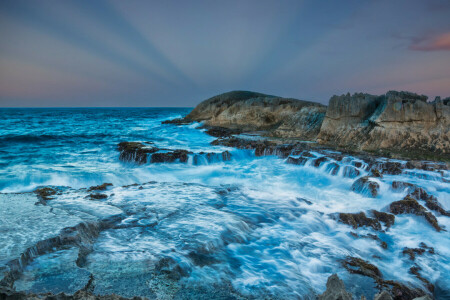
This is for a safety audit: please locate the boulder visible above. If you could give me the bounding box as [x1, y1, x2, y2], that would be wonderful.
[318, 274, 353, 300]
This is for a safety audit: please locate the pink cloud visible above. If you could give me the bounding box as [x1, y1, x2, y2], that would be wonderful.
[410, 32, 450, 51]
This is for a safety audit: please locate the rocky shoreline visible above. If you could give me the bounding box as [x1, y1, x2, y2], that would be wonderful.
[170, 90, 449, 161]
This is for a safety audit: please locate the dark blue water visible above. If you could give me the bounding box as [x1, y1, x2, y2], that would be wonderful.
[0, 108, 448, 298]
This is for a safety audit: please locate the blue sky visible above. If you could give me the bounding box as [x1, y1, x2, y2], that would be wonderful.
[0, 0, 449, 107]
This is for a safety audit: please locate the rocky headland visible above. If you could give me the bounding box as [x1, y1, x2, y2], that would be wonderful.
[173, 90, 449, 161]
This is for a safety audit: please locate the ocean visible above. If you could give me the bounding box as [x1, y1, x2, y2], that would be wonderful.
[0, 108, 449, 299]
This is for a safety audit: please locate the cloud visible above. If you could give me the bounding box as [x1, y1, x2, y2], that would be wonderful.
[409, 32, 450, 51]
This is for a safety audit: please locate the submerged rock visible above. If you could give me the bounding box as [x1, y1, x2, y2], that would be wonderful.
[88, 183, 113, 192]
[343, 166, 360, 178]
[351, 176, 380, 197]
[34, 187, 58, 204]
[389, 196, 442, 231]
[402, 243, 435, 260]
[318, 274, 352, 300]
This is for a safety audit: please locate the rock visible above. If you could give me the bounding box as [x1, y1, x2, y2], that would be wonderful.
[402, 248, 425, 260]
[325, 162, 340, 175]
[286, 156, 308, 165]
[369, 169, 383, 178]
[318, 274, 353, 300]
[338, 212, 382, 231]
[317, 90, 450, 160]
[150, 150, 191, 163]
[371, 210, 395, 229]
[351, 232, 388, 249]
[34, 187, 57, 204]
[185, 90, 326, 139]
[118, 142, 158, 164]
[202, 126, 242, 137]
[374, 290, 393, 300]
[184, 90, 449, 160]
[402, 243, 435, 260]
[376, 162, 403, 175]
[88, 183, 113, 192]
[314, 156, 328, 167]
[161, 117, 192, 125]
[343, 166, 360, 178]
[351, 176, 380, 197]
[409, 266, 434, 293]
[342, 257, 383, 279]
[88, 193, 108, 200]
[389, 196, 442, 231]
[391, 181, 449, 216]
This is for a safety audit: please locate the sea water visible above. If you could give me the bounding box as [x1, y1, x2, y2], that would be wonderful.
[0, 108, 449, 299]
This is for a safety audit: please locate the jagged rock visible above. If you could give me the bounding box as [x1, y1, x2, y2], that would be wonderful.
[351, 176, 380, 197]
[376, 162, 403, 175]
[318, 274, 352, 300]
[88, 183, 113, 192]
[392, 181, 449, 216]
[371, 210, 395, 229]
[286, 156, 308, 165]
[317, 90, 450, 160]
[389, 196, 442, 231]
[342, 257, 382, 279]
[402, 243, 434, 260]
[374, 290, 393, 300]
[338, 212, 381, 230]
[118, 142, 158, 164]
[192, 151, 232, 164]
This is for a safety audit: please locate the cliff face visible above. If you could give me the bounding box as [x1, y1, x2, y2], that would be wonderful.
[184, 90, 449, 160]
[317, 91, 450, 158]
[186, 91, 326, 140]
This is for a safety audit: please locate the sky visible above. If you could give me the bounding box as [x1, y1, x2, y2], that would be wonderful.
[0, 0, 449, 107]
